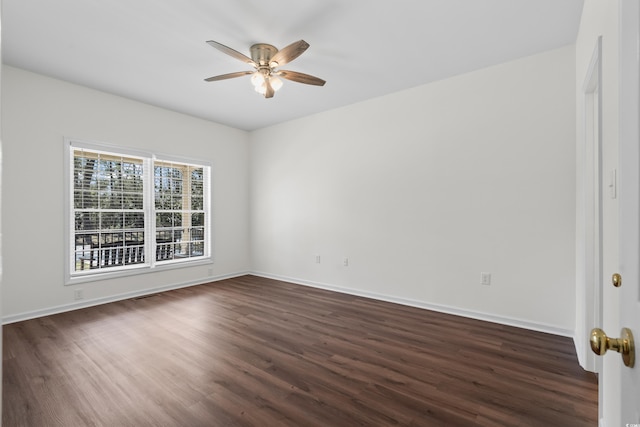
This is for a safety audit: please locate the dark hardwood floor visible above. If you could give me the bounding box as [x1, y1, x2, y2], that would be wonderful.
[3, 275, 597, 426]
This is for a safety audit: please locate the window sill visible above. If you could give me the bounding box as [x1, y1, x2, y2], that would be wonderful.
[66, 257, 213, 286]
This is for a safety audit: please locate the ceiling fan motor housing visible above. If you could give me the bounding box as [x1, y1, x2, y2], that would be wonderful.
[250, 44, 278, 67]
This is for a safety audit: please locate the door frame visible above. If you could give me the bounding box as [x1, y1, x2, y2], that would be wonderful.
[577, 36, 603, 373]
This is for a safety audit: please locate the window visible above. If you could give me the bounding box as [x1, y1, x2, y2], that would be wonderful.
[154, 161, 206, 261]
[66, 140, 211, 282]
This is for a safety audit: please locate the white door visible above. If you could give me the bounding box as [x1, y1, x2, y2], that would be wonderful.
[593, 2, 640, 425]
[617, 0, 640, 421]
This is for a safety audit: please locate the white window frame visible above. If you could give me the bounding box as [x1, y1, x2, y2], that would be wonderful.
[64, 138, 212, 285]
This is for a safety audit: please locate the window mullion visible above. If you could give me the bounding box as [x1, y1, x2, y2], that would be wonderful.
[145, 157, 155, 268]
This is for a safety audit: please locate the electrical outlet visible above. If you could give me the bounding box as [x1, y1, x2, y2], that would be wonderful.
[208, 267, 213, 276]
[343, 257, 349, 267]
[481, 272, 491, 286]
[315, 255, 321, 264]
[74, 289, 84, 300]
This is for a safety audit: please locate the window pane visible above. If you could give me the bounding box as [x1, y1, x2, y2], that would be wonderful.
[191, 168, 204, 190]
[171, 195, 182, 210]
[174, 243, 187, 257]
[97, 162, 114, 190]
[154, 190, 167, 210]
[124, 193, 144, 210]
[190, 242, 204, 256]
[192, 213, 204, 227]
[100, 212, 123, 230]
[75, 233, 97, 246]
[154, 165, 188, 211]
[124, 212, 144, 229]
[156, 241, 174, 261]
[191, 227, 205, 241]
[75, 159, 96, 191]
[97, 191, 112, 209]
[125, 231, 145, 243]
[156, 230, 173, 242]
[74, 190, 97, 209]
[75, 211, 99, 231]
[171, 177, 183, 193]
[122, 162, 143, 192]
[100, 232, 123, 245]
[191, 196, 203, 210]
[108, 192, 124, 209]
[156, 212, 172, 228]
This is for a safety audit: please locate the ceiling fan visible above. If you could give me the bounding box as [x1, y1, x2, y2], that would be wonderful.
[204, 39, 326, 98]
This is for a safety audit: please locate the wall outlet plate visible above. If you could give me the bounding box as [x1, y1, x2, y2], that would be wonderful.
[481, 273, 491, 286]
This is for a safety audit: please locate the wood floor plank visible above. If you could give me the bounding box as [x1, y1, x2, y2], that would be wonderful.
[3, 275, 597, 426]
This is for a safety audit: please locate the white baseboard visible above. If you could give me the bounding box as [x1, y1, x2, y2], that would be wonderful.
[251, 271, 574, 338]
[2, 271, 250, 325]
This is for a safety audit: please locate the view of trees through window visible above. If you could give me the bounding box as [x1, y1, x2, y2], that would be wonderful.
[71, 146, 208, 275]
[154, 161, 205, 260]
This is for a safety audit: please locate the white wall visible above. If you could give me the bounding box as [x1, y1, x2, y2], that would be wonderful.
[1, 66, 251, 320]
[250, 46, 577, 334]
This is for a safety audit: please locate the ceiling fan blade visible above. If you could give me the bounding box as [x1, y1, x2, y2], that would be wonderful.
[204, 71, 254, 82]
[270, 40, 310, 67]
[206, 40, 256, 66]
[278, 70, 326, 86]
[264, 79, 275, 98]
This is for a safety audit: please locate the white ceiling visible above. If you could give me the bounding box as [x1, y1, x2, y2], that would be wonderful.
[2, 0, 584, 131]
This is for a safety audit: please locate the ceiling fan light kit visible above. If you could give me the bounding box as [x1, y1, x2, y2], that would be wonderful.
[204, 39, 326, 99]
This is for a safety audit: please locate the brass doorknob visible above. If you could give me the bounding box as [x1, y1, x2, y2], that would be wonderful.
[612, 273, 622, 287]
[590, 327, 635, 368]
